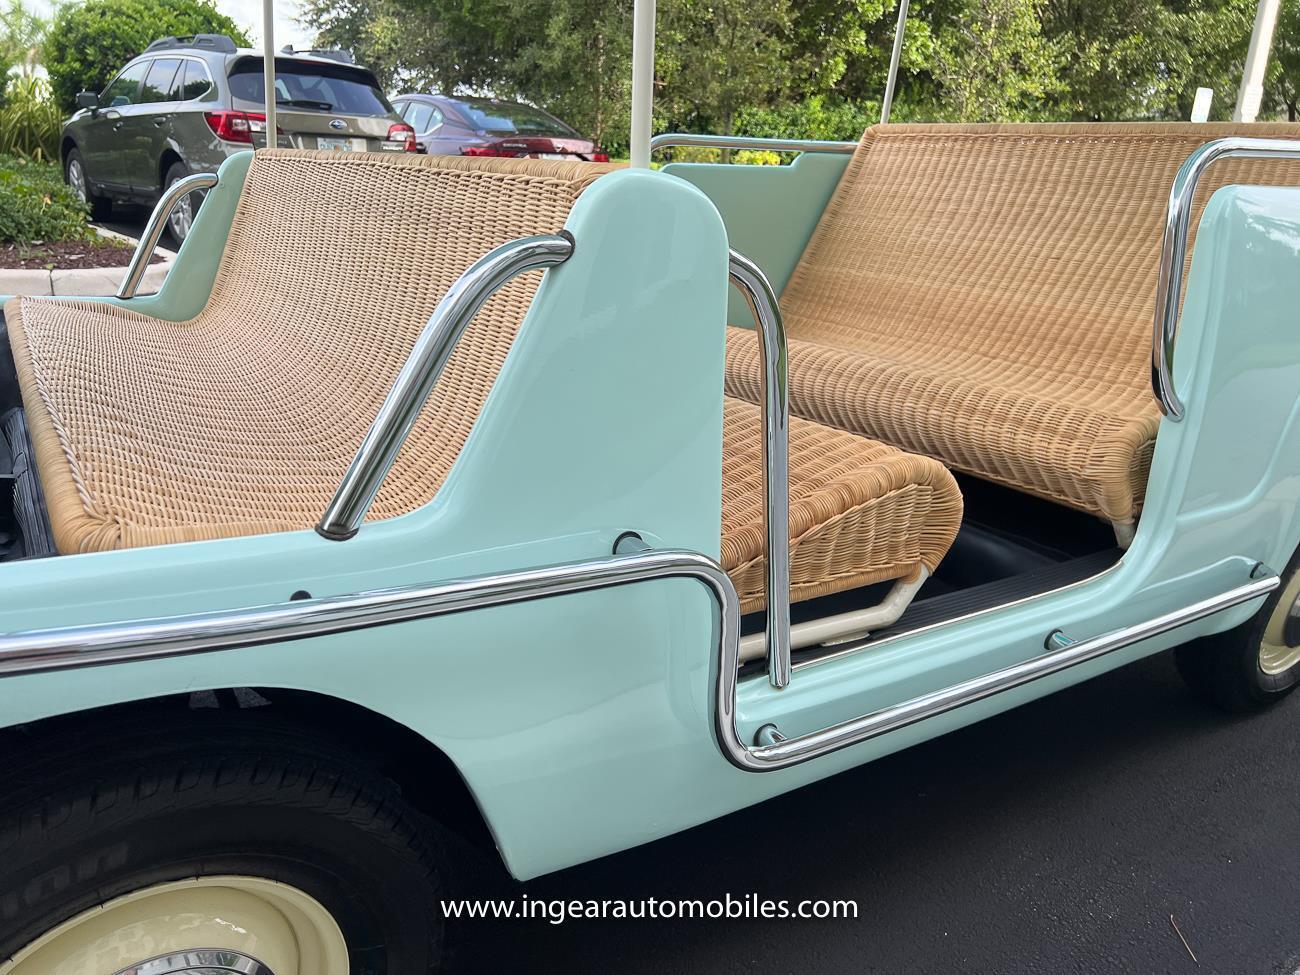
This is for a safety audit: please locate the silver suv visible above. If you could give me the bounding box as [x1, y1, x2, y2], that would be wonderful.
[61, 34, 416, 243]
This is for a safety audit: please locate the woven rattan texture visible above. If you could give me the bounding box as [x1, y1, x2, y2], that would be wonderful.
[725, 122, 1300, 522]
[722, 397, 962, 614]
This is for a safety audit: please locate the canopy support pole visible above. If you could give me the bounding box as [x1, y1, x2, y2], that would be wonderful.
[263, 0, 276, 146]
[1234, 0, 1280, 122]
[630, 0, 656, 168]
[880, 0, 909, 124]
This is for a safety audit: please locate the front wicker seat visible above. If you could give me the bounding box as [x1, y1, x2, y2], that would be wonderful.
[4, 150, 961, 613]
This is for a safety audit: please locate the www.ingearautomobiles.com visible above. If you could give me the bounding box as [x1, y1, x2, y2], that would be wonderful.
[441, 894, 860, 925]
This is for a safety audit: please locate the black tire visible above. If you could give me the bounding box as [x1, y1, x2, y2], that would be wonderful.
[0, 707, 449, 972]
[162, 159, 203, 248]
[1176, 550, 1300, 713]
[64, 147, 112, 221]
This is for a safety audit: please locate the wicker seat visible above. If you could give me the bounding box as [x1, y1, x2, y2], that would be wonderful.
[5, 149, 962, 612]
[725, 122, 1300, 528]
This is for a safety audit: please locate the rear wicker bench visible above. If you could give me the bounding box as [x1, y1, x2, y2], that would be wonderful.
[725, 122, 1300, 539]
[5, 149, 961, 616]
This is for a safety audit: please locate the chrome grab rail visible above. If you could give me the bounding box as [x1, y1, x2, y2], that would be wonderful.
[649, 133, 856, 157]
[115, 172, 218, 299]
[316, 233, 575, 540]
[728, 250, 792, 689]
[1153, 137, 1300, 420]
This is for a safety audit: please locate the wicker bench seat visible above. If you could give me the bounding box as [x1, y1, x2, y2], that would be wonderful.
[725, 122, 1300, 530]
[5, 149, 961, 613]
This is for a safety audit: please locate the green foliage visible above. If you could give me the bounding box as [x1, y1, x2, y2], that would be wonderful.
[44, 0, 251, 112]
[0, 153, 91, 244]
[0, 75, 63, 161]
[1266, 0, 1300, 121]
[736, 96, 880, 141]
[0, 0, 50, 77]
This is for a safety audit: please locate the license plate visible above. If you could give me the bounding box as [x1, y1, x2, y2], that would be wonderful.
[318, 137, 364, 152]
[539, 153, 568, 160]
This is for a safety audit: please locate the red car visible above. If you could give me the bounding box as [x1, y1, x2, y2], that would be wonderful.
[390, 93, 609, 161]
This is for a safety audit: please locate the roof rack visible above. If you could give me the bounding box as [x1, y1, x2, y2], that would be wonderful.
[145, 34, 238, 54]
[279, 45, 356, 65]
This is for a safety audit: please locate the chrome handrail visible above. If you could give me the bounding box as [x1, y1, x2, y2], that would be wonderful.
[115, 172, 218, 299]
[650, 133, 856, 157]
[317, 232, 574, 539]
[728, 250, 792, 689]
[1153, 137, 1300, 420]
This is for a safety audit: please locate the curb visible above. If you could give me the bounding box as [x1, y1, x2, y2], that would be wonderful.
[0, 228, 173, 298]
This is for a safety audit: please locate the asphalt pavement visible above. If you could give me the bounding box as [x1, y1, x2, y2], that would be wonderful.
[102, 212, 1299, 975]
[455, 651, 1300, 975]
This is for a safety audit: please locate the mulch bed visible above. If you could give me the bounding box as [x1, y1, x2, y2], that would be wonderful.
[0, 238, 164, 271]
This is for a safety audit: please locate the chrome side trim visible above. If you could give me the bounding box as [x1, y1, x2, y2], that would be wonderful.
[1153, 137, 1300, 420]
[0, 548, 738, 680]
[650, 134, 856, 157]
[727, 249, 792, 688]
[317, 233, 574, 538]
[116, 172, 218, 299]
[721, 571, 1278, 770]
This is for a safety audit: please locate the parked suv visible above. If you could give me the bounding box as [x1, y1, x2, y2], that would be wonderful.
[61, 34, 417, 244]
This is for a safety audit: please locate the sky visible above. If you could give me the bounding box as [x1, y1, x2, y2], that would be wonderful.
[27, 0, 316, 51]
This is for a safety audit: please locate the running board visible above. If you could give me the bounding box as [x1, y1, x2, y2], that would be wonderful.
[716, 569, 1279, 771]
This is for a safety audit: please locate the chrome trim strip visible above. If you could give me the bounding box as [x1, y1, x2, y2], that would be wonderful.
[316, 233, 574, 538]
[116, 172, 218, 299]
[0, 549, 739, 682]
[1153, 137, 1300, 420]
[650, 133, 856, 157]
[722, 572, 1278, 770]
[727, 250, 792, 688]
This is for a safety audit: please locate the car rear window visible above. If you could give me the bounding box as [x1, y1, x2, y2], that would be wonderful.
[454, 98, 578, 137]
[228, 59, 394, 116]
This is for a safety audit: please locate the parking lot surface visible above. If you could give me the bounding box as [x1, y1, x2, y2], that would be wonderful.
[457, 652, 1300, 974]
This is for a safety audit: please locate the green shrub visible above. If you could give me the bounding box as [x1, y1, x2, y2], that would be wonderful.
[736, 96, 880, 143]
[0, 154, 91, 244]
[45, 0, 251, 113]
[0, 75, 63, 162]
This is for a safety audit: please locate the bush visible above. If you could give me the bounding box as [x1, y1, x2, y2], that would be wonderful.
[45, 0, 250, 112]
[0, 75, 63, 162]
[0, 154, 91, 244]
[735, 96, 880, 143]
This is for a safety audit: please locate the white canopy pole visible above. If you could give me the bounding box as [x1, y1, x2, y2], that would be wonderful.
[263, 0, 276, 146]
[629, 0, 656, 168]
[1234, 0, 1280, 122]
[880, 0, 909, 124]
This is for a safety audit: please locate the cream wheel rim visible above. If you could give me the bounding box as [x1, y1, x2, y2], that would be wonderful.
[1259, 571, 1300, 676]
[0, 876, 349, 975]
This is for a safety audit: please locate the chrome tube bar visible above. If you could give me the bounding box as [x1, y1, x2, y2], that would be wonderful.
[728, 249, 792, 689]
[116, 172, 217, 299]
[649, 134, 856, 157]
[721, 570, 1278, 770]
[1152, 137, 1300, 420]
[880, 0, 910, 123]
[317, 233, 574, 539]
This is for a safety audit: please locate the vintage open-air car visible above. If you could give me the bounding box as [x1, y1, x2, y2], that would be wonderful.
[1, 0, 1299, 970]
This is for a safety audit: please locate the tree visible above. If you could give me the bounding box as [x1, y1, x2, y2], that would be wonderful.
[0, 0, 49, 77]
[929, 0, 1062, 120]
[1266, 0, 1299, 120]
[44, 0, 250, 112]
[299, 0, 457, 91]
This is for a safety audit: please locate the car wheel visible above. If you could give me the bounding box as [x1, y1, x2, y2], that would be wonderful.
[64, 147, 112, 221]
[0, 710, 449, 973]
[162, 160, 205, 247]
[1176, 552, 1300, 712]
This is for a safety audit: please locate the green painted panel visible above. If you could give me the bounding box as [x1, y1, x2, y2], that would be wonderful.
[663, 152, 849, 325]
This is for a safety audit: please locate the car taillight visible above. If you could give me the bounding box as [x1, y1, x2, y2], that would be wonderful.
[204, 110, 280, 144]
[461, 146, 522, 157]
[591, 151, 610, 162]
[387, 123, 417, 152]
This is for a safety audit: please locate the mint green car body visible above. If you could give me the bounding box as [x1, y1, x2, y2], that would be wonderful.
[1, 149, 1298, 882]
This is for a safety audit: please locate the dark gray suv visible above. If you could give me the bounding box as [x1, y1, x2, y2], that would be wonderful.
[61, 34, 416, 243]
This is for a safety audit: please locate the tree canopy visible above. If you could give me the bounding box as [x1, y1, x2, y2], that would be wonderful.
[298, 0, 1298, 152]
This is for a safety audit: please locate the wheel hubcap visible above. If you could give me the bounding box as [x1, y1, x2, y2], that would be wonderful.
[0, 876, 349, 975]
[168, 187, 194, 241]
[68, 160, 87, 203]
[1259, 571, 1300, 675]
